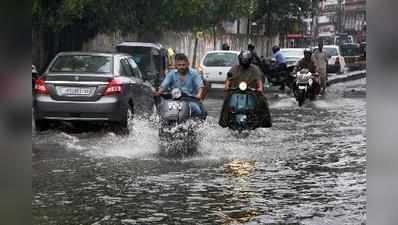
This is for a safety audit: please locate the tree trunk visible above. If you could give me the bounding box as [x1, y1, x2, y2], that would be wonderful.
[192, 36, 199, 68]
[213, 25, 217, 50]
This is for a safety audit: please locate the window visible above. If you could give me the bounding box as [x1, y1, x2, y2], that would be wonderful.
[120, 58, 133, 77]
[50, 55, 113, 73]
[127, 57, 143, 79]
[203, 52, 239, 67]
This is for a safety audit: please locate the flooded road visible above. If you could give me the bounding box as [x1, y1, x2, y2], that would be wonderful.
[33, 79, 366, 225]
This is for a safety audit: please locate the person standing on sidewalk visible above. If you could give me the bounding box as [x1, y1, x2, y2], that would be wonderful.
[312, 42, 329, 95]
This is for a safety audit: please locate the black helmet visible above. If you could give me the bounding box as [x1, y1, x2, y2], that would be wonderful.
[272, 45, 280, 53]
[222, 43, 230, 50]
[238, 50, 253, 68]
[303, 48, 312, 57]
[248, 43, 255, 51]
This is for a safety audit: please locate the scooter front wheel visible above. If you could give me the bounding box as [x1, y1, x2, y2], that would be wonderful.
[297, 90, 306, 107]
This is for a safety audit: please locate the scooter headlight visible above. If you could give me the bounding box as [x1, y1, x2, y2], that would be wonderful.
[308, 78, 313, 86]
[171, 88, 182, 99]
[239, 82, 248, 91]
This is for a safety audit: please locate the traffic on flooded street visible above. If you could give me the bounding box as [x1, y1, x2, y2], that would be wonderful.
[32, 1, 367, 224]
[33, 78, 366, 225]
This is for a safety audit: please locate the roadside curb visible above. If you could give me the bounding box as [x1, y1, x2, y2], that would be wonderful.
[327, 70, 366, 86]
[206, 70, 366, 97]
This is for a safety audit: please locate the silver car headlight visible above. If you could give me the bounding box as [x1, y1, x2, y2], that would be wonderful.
[171, 88, 182, 99]
[239, 82, 248, 91]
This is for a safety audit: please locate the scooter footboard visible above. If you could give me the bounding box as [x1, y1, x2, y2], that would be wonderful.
[228, 93, 256, 113]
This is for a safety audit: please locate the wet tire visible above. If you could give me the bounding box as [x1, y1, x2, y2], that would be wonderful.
[112, 105, 133, 135]
[34, 119, 50, 132]
[297, 90, 306, 107]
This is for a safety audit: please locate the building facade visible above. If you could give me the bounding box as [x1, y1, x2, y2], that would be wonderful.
[343, 0, 366, 42]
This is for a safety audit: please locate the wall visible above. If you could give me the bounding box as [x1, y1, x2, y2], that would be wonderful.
[82, 31, 279, 66]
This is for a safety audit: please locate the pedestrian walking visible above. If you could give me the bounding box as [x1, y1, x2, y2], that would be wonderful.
[312, 41, 329, 95]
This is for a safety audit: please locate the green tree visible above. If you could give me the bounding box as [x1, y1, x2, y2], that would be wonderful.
[32, 0, 254, 67]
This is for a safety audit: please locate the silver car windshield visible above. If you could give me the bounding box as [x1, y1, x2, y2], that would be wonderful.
[50, 55, 113, 73]
[203, 53, 239, 67]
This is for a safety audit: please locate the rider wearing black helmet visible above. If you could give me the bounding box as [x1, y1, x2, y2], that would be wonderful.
[295, 48, 317, 73]
[294, 48, 320, 95]
[221, 43, 230, 50]
[219, 50, 272, 128]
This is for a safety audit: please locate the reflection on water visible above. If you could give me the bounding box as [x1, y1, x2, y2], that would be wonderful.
[33, 80, 366, 225]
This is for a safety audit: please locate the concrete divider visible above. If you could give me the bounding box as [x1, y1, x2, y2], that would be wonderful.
[327, 70, 366, 86]
[206, 69, 366, 96]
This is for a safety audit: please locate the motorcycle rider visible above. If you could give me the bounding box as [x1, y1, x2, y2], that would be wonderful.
[248, 43, 267, 83]
[219, 50, 272, 128]
[294, 48, 321, 96]
[222, 43, 230, 50]
[248, 44, 262, 66]
[270, 45, 288, 90]
[155, 53, 207, 119]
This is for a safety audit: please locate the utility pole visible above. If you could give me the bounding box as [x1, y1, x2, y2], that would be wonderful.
[265, 0, 272, 57]
[337, 0, 343, 33]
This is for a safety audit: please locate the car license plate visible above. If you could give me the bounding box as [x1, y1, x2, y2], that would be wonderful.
[58, 87, 93, 96]
[298, 86, 306, 90]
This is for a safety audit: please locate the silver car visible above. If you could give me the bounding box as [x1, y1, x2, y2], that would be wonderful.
[33, 52, 155, 134]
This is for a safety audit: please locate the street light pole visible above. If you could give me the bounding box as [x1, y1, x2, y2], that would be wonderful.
[337, 0, 342, 33]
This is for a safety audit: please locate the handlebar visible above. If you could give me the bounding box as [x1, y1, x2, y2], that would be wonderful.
[158, 92, 200, 101]
[225, 87, 258, 93]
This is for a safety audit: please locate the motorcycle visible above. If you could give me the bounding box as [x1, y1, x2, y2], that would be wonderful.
[293, 69, 318, 106]
[225, 81, 258, 133]
[156, 88, 205, 157]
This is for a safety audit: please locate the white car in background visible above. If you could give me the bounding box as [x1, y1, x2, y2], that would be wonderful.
[198, 50, 240, 88]
[312, 45, 346, 74]
[279, 48, 304, 67]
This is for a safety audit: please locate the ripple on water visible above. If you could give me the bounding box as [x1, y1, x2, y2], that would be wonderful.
[33, 83, 366, 224]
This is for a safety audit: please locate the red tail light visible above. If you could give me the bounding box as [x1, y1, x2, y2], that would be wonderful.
[335, 57, 340, 65]
[35, 78, 49, 95]
[104, 79, 123, 96]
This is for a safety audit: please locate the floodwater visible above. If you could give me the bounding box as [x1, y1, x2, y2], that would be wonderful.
[33, 79, 366, 225]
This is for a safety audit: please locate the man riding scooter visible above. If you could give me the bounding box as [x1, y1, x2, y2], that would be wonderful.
[219, 50, 272, 129]
[155, 53, 207, 120]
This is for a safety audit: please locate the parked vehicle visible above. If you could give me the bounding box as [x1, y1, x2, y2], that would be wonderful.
[33, 52, 155, 134]
[334, 33, 354, 46]
[198, 50, 240, 88]
[293, 69, 318, 107]
[359, 42, 367, 69]
[116, 42, 169, 88]
[312, 45, 346, 74]
[156, 88, 205, 157]
[340, 43, 363, 71]
[279, 48, 304, 67]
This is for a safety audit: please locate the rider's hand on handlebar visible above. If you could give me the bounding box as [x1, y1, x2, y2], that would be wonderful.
[195, 94, 202, 101]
